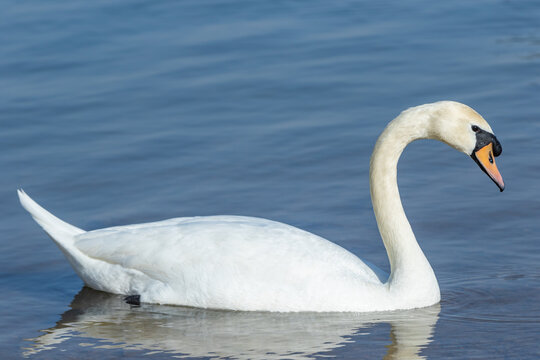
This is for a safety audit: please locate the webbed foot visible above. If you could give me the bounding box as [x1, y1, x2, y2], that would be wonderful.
[124, 294, 141, 306]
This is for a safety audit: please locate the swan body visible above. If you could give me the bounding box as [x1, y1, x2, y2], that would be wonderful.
[18, 101, 504, 312]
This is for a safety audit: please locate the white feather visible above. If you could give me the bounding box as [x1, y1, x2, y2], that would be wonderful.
[18, 101, 500, 312]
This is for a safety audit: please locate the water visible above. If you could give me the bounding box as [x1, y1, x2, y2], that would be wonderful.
[1, 0, 539, 358]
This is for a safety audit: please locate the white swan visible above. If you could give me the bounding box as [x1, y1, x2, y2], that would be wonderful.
[18, 101, 504, 312]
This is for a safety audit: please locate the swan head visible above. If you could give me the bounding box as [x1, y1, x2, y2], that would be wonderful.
[425, 101, 504, 192]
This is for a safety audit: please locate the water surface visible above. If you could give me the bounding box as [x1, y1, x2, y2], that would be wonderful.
[1, 0, 539, 359]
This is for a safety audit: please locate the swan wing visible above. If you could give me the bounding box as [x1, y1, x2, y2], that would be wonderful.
[74, 216, 384, 310]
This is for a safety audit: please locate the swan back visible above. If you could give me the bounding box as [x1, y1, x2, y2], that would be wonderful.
[73, 216, 386, 311]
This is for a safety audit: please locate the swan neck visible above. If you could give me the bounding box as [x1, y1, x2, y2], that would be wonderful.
[370, 110, 438, 295]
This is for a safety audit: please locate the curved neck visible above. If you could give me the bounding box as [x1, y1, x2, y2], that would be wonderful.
[370, 108, 439, 298]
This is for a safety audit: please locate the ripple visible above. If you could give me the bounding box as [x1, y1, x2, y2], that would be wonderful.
[440, 273, 540, 325]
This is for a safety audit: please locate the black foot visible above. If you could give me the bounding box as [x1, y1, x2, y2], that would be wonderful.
[124, 294, 141, 306]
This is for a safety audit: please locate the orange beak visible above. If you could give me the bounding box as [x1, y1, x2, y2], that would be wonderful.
[472, 143, 505, 192]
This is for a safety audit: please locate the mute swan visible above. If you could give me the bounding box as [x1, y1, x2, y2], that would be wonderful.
[18, 101, 504, 312]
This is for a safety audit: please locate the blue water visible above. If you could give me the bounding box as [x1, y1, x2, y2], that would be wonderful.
[1, 0, 539, 358]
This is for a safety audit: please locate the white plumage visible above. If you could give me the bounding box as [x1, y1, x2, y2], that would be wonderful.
[18, 101, 503, 312]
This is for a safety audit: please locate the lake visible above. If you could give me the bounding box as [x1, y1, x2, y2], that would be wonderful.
[1, 0, 539, 358]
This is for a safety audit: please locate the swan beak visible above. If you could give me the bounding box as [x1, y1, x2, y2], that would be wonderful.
[471, 143, 505, 192]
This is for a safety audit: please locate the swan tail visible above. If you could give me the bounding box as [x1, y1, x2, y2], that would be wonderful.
[17, 189, 85, 247]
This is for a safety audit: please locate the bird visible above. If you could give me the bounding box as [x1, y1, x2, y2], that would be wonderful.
[18, 101, 504, 312]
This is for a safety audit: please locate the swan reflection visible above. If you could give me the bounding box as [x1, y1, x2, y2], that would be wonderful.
[25, 287, 439, 359]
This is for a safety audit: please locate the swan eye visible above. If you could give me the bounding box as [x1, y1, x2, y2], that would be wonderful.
[471, 125, 480, 132]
